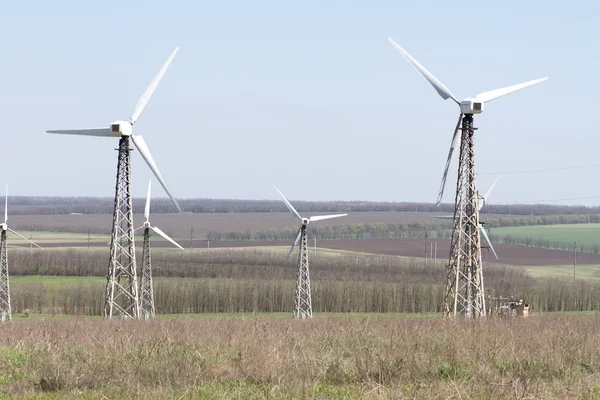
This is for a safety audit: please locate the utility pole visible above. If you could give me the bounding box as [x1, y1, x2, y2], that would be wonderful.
[571, 241, 578, 280]
[189, 226, 193, 254]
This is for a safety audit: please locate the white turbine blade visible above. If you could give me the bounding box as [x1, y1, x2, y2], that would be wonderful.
[8, 228, 42, 249]
[475, 77, 547, 103]
[46, 128, 118, 137]
[144, 180, 152, 222]
[287, 228, 302, 260]
[273, 186, 302, 220]
[3, 185, 6, 224]
[479, 225, 498, 260]
[308, 214, 348, 222]
[388, 37, 459, 104]
[131, 135, 181, 212]
[130, 47, 179, 125]
[437, 113, 463, 206]
[479, 177, 499, 211]
[151, 226, 185, 250]
[430, 215, 455, 220]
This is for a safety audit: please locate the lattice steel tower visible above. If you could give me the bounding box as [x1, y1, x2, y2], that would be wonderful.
[47, 48, 182, 319]
[443, 115, 486, 317]
[105, 137, 140, 319]
[294, 224, 311, 319]
[138, 181, 185, 320]
[274, 186, 347, 319]
[388, 37, 547, 317]
[0, 230, 9, 322]
[0, 186, 41, 322]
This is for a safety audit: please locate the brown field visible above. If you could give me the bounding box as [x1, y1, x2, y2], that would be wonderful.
[314, 238, 600, 266]
[197, 238, 600, 266]
[10, 211, 508, 237]
[38, 237, 600, 267]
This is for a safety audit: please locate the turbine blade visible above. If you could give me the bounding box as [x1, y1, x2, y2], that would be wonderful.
[479, 225, 498, 260]
[287, 228, 302, 260]
[131, 135, 181, 212]
[144, 180, 152, 222]
[273, 185, 302, 220]
[4, 185, 6, 224]
[308, 214, 348, 222]
[151, 226, 185, 250]
[388, 37, 459, 104]
[8, 228, 42, 249]
[475, 77, 548, 103]
[479, 177, 499, 211]
[430, 215, 455, 220]
[46, 128, 118, 137]
[437, 113, 463, 206]
[130, 47, 179, 125]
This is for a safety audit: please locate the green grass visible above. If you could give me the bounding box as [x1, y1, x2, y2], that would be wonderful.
[491, 223, 600, 247]
[522, 264, 600, 280]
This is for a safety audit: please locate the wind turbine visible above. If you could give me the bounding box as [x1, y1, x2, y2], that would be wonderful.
[0, 185, 41, 321]
[432, 178, 499, 260]
[388, 37, 547, 318]
[137, 180, 185, 320]
[47, 48, 181, 319]
[274, 186, 347, 319]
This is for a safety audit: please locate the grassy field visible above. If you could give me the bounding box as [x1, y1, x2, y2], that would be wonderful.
[522, 263, 600, 280]
[491, 223, 600, 247]
[0, 315, 599, 398]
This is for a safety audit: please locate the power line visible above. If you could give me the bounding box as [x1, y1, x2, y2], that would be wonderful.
[479, 163, 600, 176]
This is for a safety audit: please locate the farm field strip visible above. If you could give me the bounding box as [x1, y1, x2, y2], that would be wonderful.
[491, 223, 600, 247]
[521, 264, 600, 280]
[9, 211, 512, 239]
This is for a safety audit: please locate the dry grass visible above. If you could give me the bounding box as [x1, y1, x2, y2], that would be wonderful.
[0, 315, 599, 398]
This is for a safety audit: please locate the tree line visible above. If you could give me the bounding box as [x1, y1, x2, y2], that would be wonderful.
[5, 249, 600, 315]
[205, 213, 600, 242]
[6, 196, 600, 216]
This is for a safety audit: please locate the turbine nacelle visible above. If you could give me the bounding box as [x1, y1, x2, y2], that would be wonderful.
[274, 185, 348, 260]
[460, 99, 484, 115]
[0, 224, 6, 232]
[110, 120, 133, 136]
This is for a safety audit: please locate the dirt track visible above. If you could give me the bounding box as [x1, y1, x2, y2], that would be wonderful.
[37, 238, 600, 267]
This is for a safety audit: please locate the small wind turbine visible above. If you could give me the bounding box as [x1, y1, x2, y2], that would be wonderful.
[0, 185, 41, 321]
[274, 186, 347, 319]
[137, 180, 184, 320]
[388, 37, 547, 318]
[47, 48, 180, 319]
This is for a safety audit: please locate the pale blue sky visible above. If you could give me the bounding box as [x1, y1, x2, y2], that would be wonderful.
[1, 1, 598, 205]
